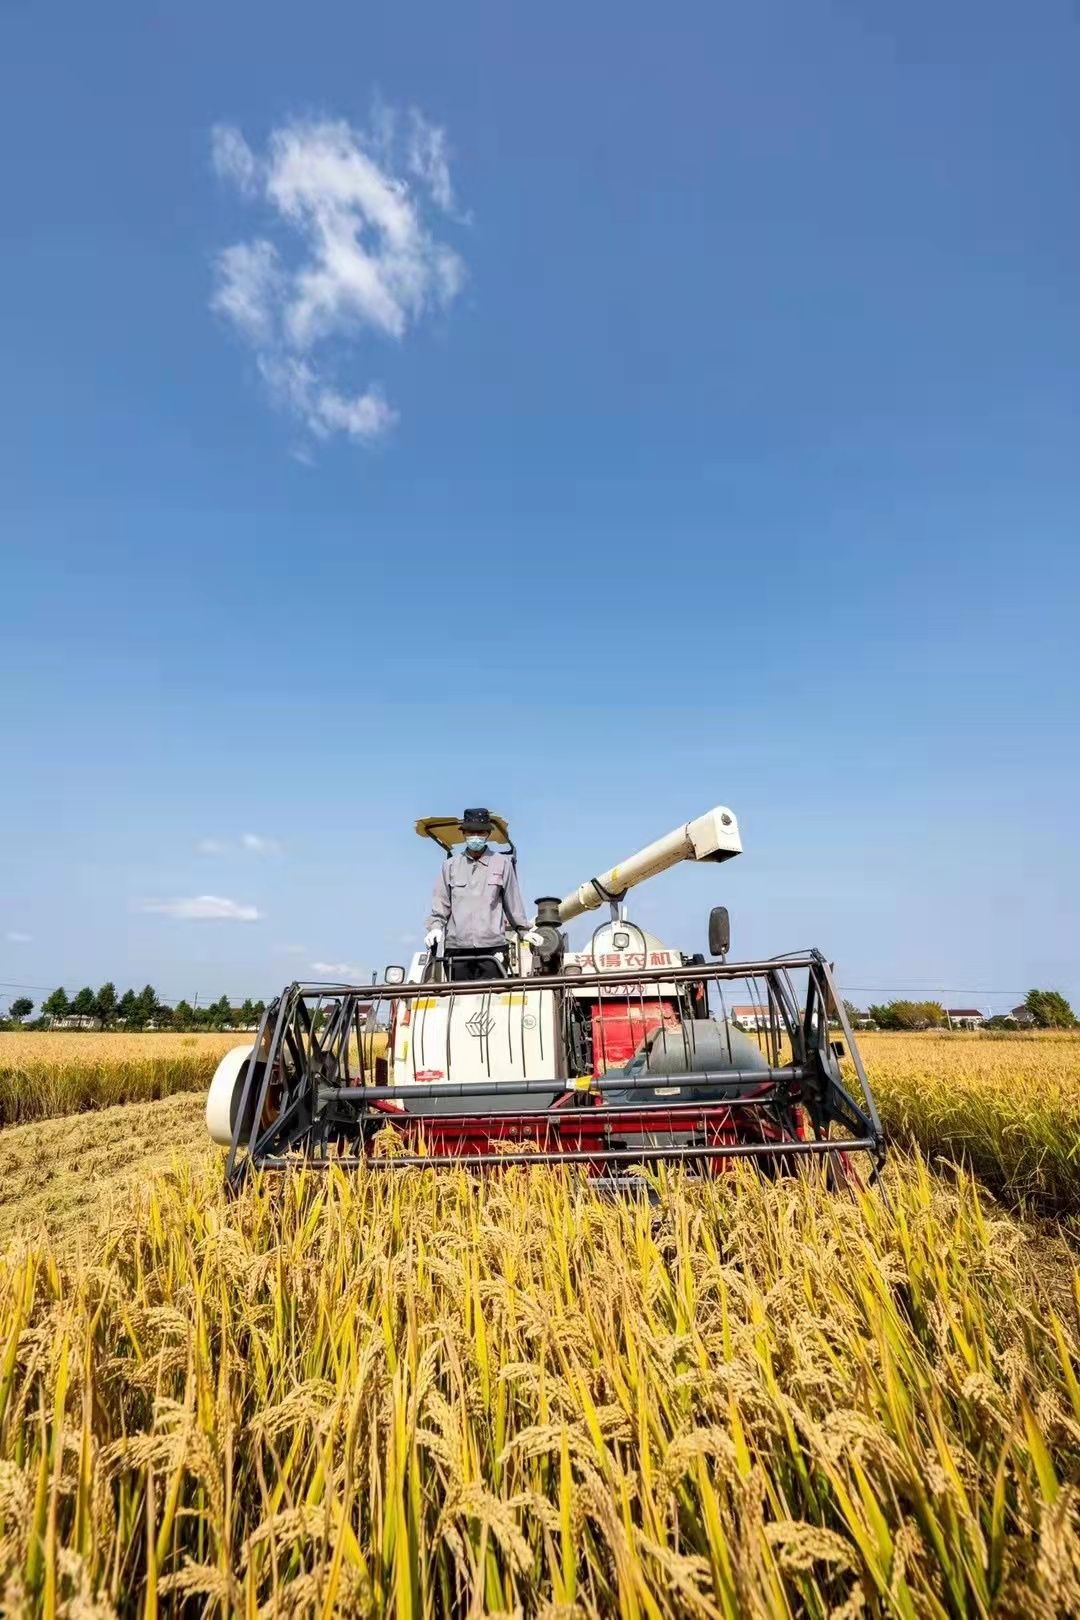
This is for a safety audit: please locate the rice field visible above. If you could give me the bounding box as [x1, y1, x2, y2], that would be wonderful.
[0, 1032, 240, 1126]
[5, 1027, 1079, 1215]
[856, 1032, 1080, 1217]
[0, 1031, 1077, 1616]
[1, 1152, 1078, 1617]
[0, 1031, 389, 1130]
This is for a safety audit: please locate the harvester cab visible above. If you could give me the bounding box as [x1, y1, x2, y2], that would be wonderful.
[207, 805, 886, 1190]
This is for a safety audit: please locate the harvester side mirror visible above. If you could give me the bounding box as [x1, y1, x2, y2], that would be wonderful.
[708, 906, 730, 959]
[384, 965, 405, 985]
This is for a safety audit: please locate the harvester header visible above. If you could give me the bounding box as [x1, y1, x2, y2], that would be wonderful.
[207, 799, 885, 1192]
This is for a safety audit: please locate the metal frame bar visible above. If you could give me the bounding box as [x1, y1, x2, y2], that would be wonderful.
[351, 1102, 793, 1132]
[256, 1138, 877, 1172]
[282, 951, 851, 998]
[318, 1065, 801, 1103]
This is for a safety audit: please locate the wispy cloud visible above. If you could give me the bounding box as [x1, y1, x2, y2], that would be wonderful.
[4, 930, 32, 944]
[276, 943, 307, 956]
[210, 123, 259, 196]
[138, 896, 262, 921]
[241, 832, 282, 856]
[197, 832, 282, 856]
[210, 106, 465, 448]
[310, 960, 366, 980]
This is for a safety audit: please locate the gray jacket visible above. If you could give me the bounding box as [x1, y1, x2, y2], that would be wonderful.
[427, 850, 530, 950]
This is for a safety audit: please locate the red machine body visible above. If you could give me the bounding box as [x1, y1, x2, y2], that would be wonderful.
[589, 1000, 679, 1075]
[367, 1084, 806, 1174]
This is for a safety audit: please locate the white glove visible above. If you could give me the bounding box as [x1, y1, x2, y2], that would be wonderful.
[521, 928, 544, 948]
[424, 927, 444, 950]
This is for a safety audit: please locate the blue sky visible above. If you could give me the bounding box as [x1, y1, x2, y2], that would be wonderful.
[2, 0, 1077, 1014]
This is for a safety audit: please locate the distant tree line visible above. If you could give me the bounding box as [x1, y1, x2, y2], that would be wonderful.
[866, 999, 949, 1031]
[6, 982, 1075, 1034]
[4, 984, 267, 1031]
[851, 988, 1076, 1031]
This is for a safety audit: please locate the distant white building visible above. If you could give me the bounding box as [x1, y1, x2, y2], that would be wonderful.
[731, 1003, 771, 1031]
[946, 1008, 985, 1030]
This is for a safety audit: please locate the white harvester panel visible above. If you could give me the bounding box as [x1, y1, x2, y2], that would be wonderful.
[563, 919, 683, 996]
[391, 985, 559, 1088]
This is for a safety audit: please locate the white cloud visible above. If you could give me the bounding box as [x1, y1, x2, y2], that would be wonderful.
[241, 832, 283, 856]
[257, 356, 396, 444]
[405, 109, 456, 214]
[196, 832, 283, 855]
[5, 930, 32, 944]
[139, 895, 262, 921]
[212, 241, 283, 345]
[211, 107, 465, 448]
[310, 960, 366, 980]
[211, 122, 259, 195]
[276, 943, 307, 955]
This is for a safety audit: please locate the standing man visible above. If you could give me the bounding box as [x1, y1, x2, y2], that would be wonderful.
[424, 808, 541, 979]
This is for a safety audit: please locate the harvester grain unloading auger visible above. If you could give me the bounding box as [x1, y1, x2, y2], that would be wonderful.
[207, 806, 886, 1192]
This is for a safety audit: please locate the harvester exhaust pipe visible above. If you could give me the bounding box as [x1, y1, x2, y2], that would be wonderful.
[557, 806, 742, 925]
[530, 896, 566, 973]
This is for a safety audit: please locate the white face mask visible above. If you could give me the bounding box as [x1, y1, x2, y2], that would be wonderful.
[464, 835, 489, 853]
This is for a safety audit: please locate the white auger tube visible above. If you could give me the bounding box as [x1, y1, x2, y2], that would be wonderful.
[557, 806, 742, 924]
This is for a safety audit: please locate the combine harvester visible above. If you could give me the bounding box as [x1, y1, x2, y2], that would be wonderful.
[207, 806, 885, 1191]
